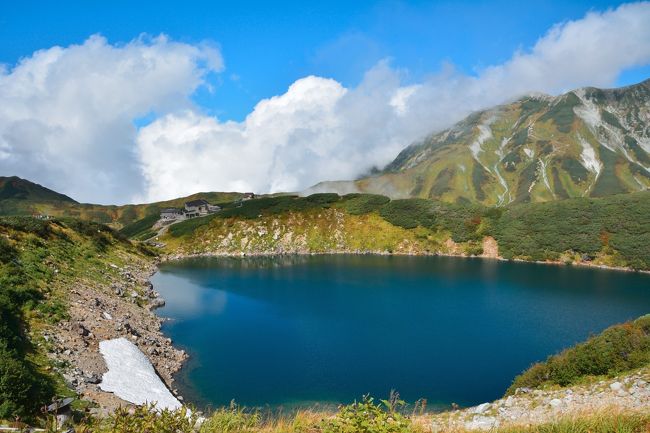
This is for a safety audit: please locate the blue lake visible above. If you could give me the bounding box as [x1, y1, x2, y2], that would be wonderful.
[151, 255, 650, 410]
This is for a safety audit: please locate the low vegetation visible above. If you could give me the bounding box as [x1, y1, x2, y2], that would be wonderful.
[0, 216, 151, 421]
[64, 395, 425, 433]
[495, 191, 650, 269]
[52, 402, 650, 433]
[163, 190, 650, 271]
[340, 193, 390, 215]
[119, 213, 160, 239]
[507, 315, 650, 394]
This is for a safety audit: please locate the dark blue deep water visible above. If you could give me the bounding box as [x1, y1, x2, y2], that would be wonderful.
[151, 255, 650, 410]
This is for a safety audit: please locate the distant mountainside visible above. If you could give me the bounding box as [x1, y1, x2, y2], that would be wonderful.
[328, 78, 650, 205]
[0, 176, 77, 203]
[0, 176, 243, 228]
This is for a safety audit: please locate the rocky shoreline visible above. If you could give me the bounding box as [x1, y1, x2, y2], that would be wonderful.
[161, 237, 648, 276]
[422, 368, 650, 431]
[45, 256, 187, 414]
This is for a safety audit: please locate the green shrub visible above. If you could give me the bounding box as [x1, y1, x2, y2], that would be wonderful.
[120, 213, 160, 239]
[507, 315, 650, 394]
[379, 199, 436, 229]
[0, 345, 53, 420]
[0, 216, 52, 238]
[0, 237, 17, 263]
[0, 272, 56, 419]
[303, 193, 341, 206]
[494, 191, 650, 267]
[321, 394, 413, 433]
[199, 403, 260, 433]
[134, 229, 158, 241]
[104, 404, 199, 433]
[59, 218, 123, 249]
[341, 194, 390, 215]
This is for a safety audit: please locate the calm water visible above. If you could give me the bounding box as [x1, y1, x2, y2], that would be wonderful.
[151, 255, 650, 410]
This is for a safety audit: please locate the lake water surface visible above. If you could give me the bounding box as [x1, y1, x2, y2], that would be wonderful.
[151, 255, 650, 410]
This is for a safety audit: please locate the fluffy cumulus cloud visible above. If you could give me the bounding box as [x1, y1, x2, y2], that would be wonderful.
[0, 34, 222, 203]
[2, 2, 650, 203]
[136, 1, 650, 201]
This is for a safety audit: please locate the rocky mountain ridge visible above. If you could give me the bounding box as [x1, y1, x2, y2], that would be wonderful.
[319, 79, 650, 205]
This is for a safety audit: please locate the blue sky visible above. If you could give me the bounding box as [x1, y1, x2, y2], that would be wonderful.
[2, 0, 647, 121]
[1, 1, 650, 203]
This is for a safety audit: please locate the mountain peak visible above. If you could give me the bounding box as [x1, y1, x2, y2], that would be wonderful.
[349, 79, 650, 205]
[0, 176, 77, 203]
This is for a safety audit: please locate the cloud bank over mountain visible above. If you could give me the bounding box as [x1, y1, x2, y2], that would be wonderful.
[2, 2, 650, 203]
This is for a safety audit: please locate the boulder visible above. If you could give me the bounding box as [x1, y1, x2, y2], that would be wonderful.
[473, 402, 491, 414]
[149, 297, 166, 310]
[75, 323, 90, 337]
[610, 381, 623, 392]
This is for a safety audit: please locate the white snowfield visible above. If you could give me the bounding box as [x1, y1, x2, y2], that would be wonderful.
[99, 337, 182, 410]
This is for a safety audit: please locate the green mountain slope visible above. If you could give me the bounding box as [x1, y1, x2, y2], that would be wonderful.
[348, 78, 650, 205]
[0, 176, 77, 203]
[0, 176, 243, 229]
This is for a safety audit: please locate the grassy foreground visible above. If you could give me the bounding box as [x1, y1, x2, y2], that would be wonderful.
[42, 402, 650, 433]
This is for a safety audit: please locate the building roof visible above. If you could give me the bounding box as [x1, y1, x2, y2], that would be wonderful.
[161, 208, 182, 213]
[185, 199, 209, 207]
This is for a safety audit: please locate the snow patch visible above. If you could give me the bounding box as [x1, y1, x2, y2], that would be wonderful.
[523, 148, 534, 159]
[577, 134, 602, 176]
[469, 120, 495, 162]
[528, 180, 537, 193]
[573, 90, 603, 138]
[574, 89, 629, 156]
[538, 158, 555, 197]
[99, 338, 182, 410]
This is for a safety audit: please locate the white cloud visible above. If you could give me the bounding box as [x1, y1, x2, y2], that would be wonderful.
[3, 3, 650, 203]
[0, 34, 222, 203]
[138, 2, 650, 202]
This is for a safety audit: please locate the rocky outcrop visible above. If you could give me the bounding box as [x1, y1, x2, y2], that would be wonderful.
[427, 368, 650, 431]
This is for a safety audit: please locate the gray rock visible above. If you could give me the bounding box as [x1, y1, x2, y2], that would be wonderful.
[610, 381, 623, 392]
[149, 297, 166, 310]
[465, 416, 498, 430]
[473, 402, 490, 414]
[85, 375, 101, 384]
[75, 323, 90, 337]
[549, 398, 562, 408]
